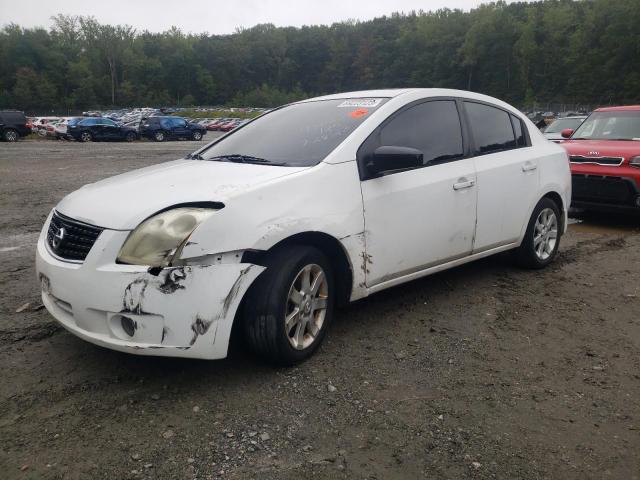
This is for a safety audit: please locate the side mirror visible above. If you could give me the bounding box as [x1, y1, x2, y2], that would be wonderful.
[368, 146, 423, 177]
[561, 128, 574, 139]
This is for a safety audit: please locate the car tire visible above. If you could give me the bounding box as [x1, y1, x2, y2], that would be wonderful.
[154, 131, 166, 142]
[80, 131, 92, 142]
[243, 245, 335, 366]
[192, 130, 203, 141]
[514, 197, 562, 269]
[3, 129, 18, 142]
[125, 132, 136, 142]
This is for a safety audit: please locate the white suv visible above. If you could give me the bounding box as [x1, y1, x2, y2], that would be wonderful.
[36, 89, 571, 364]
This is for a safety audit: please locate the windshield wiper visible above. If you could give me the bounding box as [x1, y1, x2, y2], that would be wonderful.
[185, 152, 204, 160]
[208, 154, 286, 165]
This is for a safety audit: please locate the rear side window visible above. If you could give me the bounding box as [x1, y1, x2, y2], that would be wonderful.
[511, 115, 527, 147]
[465, 102, 516, 155]
[375, 100, 464, 166]
[2, 112, 26, 124]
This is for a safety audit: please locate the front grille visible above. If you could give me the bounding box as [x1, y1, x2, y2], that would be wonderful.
[571, 174, 637, 205]
[569, 155, 623, 166]
[47, 211, 103, 262]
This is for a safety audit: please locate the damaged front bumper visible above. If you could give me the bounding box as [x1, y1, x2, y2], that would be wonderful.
[35, 224, 264, 360]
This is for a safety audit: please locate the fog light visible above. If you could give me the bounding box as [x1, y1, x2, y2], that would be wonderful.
[636, 196, 640, 207]
[121, 316, 137, 337]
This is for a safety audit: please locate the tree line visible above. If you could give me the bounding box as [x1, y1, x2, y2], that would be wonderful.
[0, 0, 638, 114]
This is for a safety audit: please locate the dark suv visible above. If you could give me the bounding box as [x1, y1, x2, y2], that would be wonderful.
[67, 117, 138, 142]
[0, 111, 30, 141]
[139, 116, 207, 142]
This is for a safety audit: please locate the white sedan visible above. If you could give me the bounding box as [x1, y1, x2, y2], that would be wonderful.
[36, 89, 571, 364]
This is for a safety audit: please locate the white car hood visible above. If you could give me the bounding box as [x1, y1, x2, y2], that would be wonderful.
[56, 159, 306, 230]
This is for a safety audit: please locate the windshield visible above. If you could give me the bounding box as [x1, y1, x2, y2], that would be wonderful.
[545, 117, 585, 134]
[572, 111, 640, 140]
[197, 98, 388, 166]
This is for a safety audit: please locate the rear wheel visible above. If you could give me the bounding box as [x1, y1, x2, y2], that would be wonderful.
[125, 132, 136, 142]
[243, 246, 334, 365]
[3, 129, 18, 142]
[80, 131, 92, 142]
[514, 197, 561, 269]
[154, 131, 166, 142]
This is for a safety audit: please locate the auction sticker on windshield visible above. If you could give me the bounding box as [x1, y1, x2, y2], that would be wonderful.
[338, 98, 384, 108]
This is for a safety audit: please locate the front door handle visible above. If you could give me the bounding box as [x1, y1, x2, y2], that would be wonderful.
[522, 162, 538, 172]
[453, 178, 476, 190]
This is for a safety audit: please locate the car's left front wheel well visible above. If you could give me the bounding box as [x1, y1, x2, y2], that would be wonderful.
[242, 232, 353, 307]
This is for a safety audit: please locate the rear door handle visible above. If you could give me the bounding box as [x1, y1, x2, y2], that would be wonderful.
[522, 162, 538, 172]
[453, 179, 475, 190]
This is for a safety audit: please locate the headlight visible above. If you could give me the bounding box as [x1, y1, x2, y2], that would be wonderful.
[117, 208, 217, 267]
[630, 156, 640, 168]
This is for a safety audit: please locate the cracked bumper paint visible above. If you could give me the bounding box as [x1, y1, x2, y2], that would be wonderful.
[35, 226, 264, 360]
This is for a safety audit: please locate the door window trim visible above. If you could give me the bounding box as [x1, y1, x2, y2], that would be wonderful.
[356, 96, 469, 181]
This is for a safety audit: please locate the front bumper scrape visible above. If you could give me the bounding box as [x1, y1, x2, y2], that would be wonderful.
[37, 234, 264, 359]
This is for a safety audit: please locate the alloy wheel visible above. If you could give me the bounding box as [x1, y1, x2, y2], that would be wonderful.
[533, 207, 558, 260]
[285, 264, 328, 350]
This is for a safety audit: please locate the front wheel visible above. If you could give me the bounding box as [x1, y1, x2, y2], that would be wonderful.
[514, 197, 561, 269]
[154, 131, 166, 142]
[243, 245, 334, 365]
[80, 131, 92, 142]
[192, 130, 203, 141]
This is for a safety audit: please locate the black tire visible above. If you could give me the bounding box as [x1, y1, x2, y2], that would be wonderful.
[80, 131, 92, 142]
[125, 132, 136, 142]
[192, 130, 203, 141]
[514, 197, 562, 269]
[154, 131, 166, 142]
[243, 245, 335, 366]
[3, 129, 18, 142]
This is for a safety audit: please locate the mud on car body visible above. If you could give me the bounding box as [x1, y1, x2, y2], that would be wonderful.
[36, 88, 571, 365]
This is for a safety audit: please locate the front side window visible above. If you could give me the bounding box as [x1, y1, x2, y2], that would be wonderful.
[465, 102, 516, 155]
[173, 118, 187, 127]
[572, 111, 640, 141]
[101, 119, 117, 127]
[79, 118, 97, 126]
[372, 100, 464, 166]
[198, 98, 388, 167]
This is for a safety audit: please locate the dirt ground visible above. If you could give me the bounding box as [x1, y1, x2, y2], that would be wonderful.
[0, 138, 639, 480]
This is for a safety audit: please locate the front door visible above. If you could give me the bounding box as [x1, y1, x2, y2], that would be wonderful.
[359, 99, 477, 287]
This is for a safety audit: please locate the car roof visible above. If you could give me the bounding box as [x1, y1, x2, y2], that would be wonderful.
[595, 105, 640, 112]
[300, 88, 521, 112]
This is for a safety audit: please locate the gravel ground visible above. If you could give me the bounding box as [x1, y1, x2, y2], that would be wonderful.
[0, 138, 639, 480]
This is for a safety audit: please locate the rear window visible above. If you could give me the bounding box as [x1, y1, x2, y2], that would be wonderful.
[199, 98, 388, 167]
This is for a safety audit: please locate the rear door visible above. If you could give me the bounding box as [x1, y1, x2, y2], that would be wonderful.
[462, 101, 539, 251]
[359, 99, 477, 286]
[171, 118, 190, 138]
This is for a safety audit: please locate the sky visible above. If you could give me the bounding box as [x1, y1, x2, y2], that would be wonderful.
[1, 0, 511, 34]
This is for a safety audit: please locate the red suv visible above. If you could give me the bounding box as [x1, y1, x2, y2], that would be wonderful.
[559, 106, 640, 211]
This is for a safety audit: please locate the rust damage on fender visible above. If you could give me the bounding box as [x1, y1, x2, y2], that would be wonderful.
[360, 252, 373, 276]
